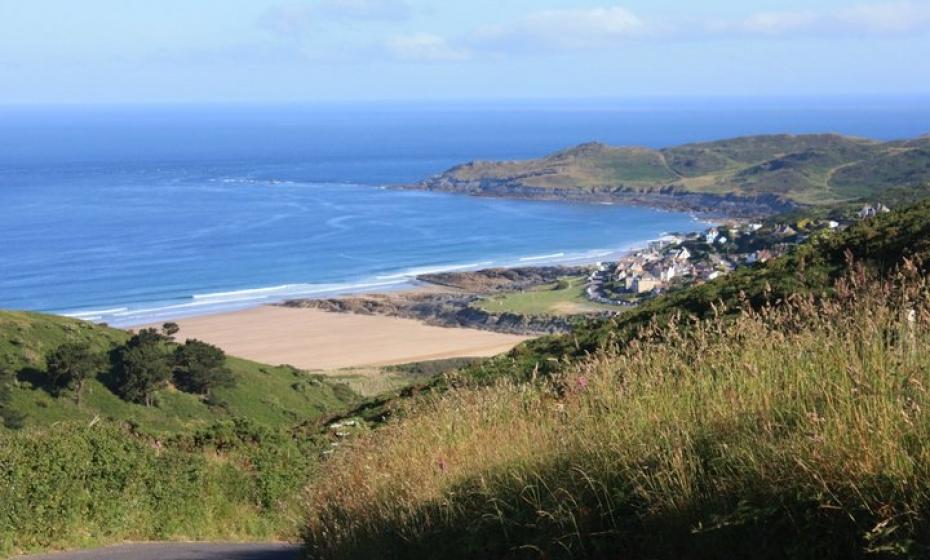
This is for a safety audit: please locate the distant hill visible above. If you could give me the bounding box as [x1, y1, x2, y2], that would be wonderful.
[411, 133, 930, 216]
[0, 311, 358, 433]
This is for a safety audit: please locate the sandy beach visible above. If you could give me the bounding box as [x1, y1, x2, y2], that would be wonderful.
[152, 305, 531, 370]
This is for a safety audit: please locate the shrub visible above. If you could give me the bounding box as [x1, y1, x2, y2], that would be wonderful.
[0, 420, 319, 556]
[0, 368, 24, 429]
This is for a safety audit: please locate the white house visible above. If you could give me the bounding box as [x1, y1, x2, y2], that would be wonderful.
[660, 265, 677, 283]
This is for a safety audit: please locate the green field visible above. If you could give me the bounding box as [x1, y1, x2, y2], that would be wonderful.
[474, 277, 614, 315]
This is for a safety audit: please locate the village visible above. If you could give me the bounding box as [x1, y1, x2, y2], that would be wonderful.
[584, 203, 891, 307]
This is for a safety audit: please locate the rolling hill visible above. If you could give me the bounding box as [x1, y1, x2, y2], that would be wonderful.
[411, 133, 930, 215]
[0, 310, 359, 433]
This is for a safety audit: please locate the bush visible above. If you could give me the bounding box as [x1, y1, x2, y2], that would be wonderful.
[0, 368, 24, 430]
[0, 419, 319, 556]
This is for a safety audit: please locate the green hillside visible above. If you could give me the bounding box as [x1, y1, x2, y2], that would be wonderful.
[302, 200, 930, 560]
[0, 311, 358, 434]
[416, 133, 930, 211]
[0, 310, 365, 556]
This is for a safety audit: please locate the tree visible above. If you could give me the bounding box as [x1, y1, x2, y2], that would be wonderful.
[133, 327, 168, 346]
[162, 322, 180, 339]
[46, 342, 106, 404]
[172, 339, 235, 396]
[112, 331, 171, 406]
[0, 367, 25, 429]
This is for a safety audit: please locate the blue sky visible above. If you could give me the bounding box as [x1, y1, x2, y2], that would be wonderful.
[2, 0, 930, 103]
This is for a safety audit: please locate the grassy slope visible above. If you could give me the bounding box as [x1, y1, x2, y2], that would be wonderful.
[1, 419, 324, 556]
[304, 272, 930, 559]
[429, 133, 930, 206]
[0, 311, 364, 555]
[0, 311, 358, 433]
[302, 202, 930, 559]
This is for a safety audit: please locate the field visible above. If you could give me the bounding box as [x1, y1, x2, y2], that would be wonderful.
[474, 276, 615, 315]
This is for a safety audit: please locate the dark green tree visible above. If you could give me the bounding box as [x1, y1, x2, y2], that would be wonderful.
[133, 327, 168, 346]
[172, 339, 235, 396]
[46, 342, 106, 404]
[161, 322, 180, 339]
[0, 367, 25, 429]
[112, 331, 171, 406]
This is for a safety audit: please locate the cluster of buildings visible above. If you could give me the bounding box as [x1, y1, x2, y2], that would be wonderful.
[592, 222, 792, 302]
[586, 202, 893, 306]
[858, 203, 891, 219]
[612, 245, 710, 295]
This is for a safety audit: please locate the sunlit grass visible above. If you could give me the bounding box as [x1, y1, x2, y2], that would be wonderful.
[475, 276, 614, 316]
[303, 265, 930, 559]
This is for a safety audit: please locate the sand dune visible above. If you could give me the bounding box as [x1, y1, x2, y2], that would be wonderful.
[155, 306, 530, 370]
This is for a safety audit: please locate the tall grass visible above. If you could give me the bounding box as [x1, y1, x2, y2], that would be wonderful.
[303, 264, 930, 559]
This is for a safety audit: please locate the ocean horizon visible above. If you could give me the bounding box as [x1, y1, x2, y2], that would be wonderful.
[2, 97, 929, 326]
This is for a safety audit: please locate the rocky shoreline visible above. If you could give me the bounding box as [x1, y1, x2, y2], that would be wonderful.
[279, 266, 613, 335]
[401, 177, 796, 218]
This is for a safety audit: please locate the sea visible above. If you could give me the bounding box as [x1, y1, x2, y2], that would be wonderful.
[1, 97, 928, 326]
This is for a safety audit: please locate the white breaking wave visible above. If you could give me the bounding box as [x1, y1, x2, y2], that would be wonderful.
[192, 284, 310, 301]
[519, 252, 566, 262]
[62, 307, 129, 319]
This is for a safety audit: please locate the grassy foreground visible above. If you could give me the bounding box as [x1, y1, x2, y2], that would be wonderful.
[0, 418, 322, 557]
[303, 267, 930, 559]
[0, 311, 365, 556]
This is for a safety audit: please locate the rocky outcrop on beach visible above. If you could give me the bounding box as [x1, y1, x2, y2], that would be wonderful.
[280, 291, 598, 335]
[416, 266, 590, 293]
[279, 264, 611, 335]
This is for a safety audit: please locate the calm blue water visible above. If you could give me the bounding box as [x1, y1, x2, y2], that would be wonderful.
[1, 98, 928, 325]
